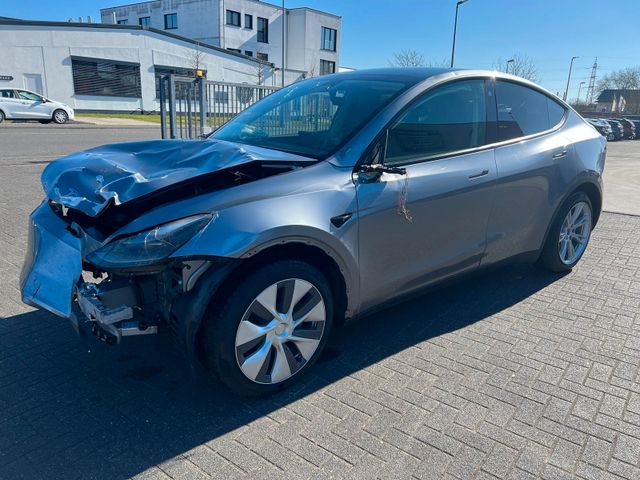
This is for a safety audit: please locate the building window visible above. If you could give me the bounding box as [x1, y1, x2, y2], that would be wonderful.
[244, 14, 253, 29]
[257, 17, 268, 43]
[164, 13, 177, 29]
[139, 16, 151, 26]
[117, 19, 128, 25]
[321, 27, 337, 52]
[154, 65, 205, 98]
[257, 52, 269, 62]
[71, 57, 142, 98]
[227, 48, 241, 54]
[245, 50, 253, 57]
[226, 10, 241, 26]
[319, 59, 335, 76]
[214, 91, 229, 104]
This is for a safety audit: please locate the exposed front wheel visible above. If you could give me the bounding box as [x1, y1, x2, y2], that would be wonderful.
[540, 192, 593, 272]
[200, 260, 333, 396]
[52, 109, 69, 124]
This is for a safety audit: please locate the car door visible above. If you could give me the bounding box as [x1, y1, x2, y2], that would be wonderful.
[15, 90, 52, 119]
[355, 78, 498, 311]
[0, 89, 22, 119]
[483, 80, 572, 265]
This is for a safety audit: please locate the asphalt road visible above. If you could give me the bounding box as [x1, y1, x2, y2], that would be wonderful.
[1, 125, 640, 480]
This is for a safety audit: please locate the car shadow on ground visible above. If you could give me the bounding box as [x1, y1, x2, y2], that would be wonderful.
[0, 262, 565, 479]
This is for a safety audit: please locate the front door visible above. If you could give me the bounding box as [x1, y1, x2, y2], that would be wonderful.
[15, 90, 51, 119]
[355, 78, 497, 311]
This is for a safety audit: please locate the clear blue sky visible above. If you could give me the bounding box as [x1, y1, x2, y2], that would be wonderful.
[3, 0, 639, 99]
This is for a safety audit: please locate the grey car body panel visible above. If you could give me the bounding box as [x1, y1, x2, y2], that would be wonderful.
[21, 68, 605, 337]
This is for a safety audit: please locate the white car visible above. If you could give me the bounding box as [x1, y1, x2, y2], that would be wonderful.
[0, 88, 74, 124]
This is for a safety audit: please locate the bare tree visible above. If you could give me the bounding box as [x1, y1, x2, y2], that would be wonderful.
[596, 67, 640, 93]
[389, 49, 426, 67]
[253, 49, 270, 85]
[186, 43, 206, 76]
[494, 54, 539, 82]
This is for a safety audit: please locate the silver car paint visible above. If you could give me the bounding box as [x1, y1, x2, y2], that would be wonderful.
[21, 69, 605, 325]
[0, 89, 74, 121]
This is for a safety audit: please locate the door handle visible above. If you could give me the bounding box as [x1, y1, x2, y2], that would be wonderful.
[468, 169, 489, 179]
[552, 149, 568, 159]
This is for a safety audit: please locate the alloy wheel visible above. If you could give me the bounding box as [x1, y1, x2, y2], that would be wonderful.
[54, 110, 68, 124]
[235, 278, 326, 384]
[558, 201, 591, 265]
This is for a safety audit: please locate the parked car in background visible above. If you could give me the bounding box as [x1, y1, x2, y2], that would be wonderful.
[586, 118, 615, 141]
[0, 89, 74, 124]
[21, 69, 606, 396]
[604, 119, 625, 140]
[613, 118, 636, 139]
[624, 118, 640, 139]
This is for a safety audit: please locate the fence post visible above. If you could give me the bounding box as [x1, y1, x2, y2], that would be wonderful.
[199, 77, 207, 137]
[168, 75, 177, 139]
[159, 76, 166, 139]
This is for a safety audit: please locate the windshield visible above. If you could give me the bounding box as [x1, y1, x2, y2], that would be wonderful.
[211, 76, 411, 158]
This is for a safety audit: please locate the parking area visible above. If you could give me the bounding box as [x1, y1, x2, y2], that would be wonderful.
[1, 125, 640, 480]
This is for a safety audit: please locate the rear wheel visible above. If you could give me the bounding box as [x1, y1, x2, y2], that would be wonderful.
[200, 260, 333, 396]
[606, 133, 615, 141]
[0, 110, 4, 124]
[52, 109, 69, 124]
[540, 192, 593, 272]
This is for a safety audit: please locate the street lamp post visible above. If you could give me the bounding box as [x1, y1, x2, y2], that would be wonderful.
[506, 58, 515, 74]
[281, 0, 285, 87]
[577, 81, 586, 104]
[450, 0, 468, 68]
[563, 56, 578, 102]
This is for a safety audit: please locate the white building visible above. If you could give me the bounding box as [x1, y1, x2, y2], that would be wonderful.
[0, 17, 299, 113]
[100, 0, 341, 78]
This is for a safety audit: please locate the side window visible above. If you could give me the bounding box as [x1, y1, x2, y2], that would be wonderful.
[496, 81, 565, 141]
[18, 91, 42, 101]
[547, 98, 566, 128]
[385, 79, 488, 165]
[0, 90, 16, 98]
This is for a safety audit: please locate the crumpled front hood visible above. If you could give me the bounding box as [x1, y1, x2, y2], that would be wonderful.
[42, 139, 311, 217]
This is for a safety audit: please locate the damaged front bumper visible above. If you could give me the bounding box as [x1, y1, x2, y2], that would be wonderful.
[20, 201, 230, 347]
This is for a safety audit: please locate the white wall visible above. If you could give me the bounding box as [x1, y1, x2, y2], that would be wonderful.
[0, 23, 271, 112]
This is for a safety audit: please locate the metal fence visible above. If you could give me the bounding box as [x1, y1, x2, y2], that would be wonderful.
[159, 75, 279, 139]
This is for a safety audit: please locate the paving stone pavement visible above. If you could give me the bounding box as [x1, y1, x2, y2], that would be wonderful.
[2, 128, 640, 479]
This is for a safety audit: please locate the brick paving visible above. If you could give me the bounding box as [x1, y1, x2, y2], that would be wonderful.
[1, 127, 640, 479]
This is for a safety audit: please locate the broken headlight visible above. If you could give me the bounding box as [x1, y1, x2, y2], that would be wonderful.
[85, 214, 213, 269]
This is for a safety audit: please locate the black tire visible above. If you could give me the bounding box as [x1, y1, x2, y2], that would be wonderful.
[52, 109, 69, 124]
[0, 110, 4, 124]
[200, 260, 334, 396]
[539, 191, 593, 272]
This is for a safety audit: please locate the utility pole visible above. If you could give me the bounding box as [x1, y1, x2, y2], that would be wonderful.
[585, 57, 598, 105]
[450, 0, 468, 68]
[563, 56, 578, 102]
[577, 81, 586, 104]
[281, 0, 286, 87]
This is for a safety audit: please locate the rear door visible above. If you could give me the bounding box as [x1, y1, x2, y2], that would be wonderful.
[356, 78, 498, 310]
[484, 80, 571, 264]
[0, 89, 22, 119]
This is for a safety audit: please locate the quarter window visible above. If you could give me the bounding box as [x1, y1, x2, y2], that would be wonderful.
[257, 17, 269, 43]
[386, 79, 488, 165]
[495, 81, 566, 141]
[0, 90, 16, 98]
[226, 10, 241, 26]
[164, 13, 177, 29]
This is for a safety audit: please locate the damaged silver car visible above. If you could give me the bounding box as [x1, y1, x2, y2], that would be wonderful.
[21, 68, 606, 396]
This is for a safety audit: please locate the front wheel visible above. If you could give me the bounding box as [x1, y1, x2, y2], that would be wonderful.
[52, 109, 69, 124]
[540, 192, 593, 272]
[200, 260, 333, 396]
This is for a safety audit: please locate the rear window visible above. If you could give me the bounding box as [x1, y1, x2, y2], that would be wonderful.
[0, 90, 15, 98]
[496, 81, 566, 141]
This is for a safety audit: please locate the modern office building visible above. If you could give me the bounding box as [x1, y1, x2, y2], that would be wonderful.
[0, 16, 293, 113]
[100, 0, 341, 79]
